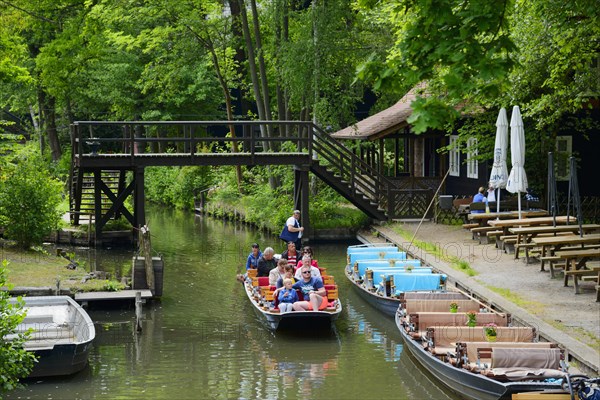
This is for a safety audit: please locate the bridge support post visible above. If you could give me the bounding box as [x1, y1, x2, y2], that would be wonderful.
[134, 167, 146, 242]
[93, 169, 103, 246]
[294, 166, 310, 244]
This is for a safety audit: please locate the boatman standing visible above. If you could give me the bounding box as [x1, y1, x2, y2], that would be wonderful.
[279, 210, 304, 250]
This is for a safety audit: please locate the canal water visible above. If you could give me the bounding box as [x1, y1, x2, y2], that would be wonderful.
[8, 206, 459, 400]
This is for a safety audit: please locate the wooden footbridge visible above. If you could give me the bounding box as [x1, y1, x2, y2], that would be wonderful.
[69, 120, 430, 245]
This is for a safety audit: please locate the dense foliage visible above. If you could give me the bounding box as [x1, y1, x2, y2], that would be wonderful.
[0, 146, 63, 248]
[0, 262, 37, 392]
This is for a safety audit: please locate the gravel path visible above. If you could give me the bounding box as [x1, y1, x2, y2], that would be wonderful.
[361, 221, 600, 374]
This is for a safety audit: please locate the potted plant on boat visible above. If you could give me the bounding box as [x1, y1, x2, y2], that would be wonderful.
[466, 311, 477, 327]
[484, 323, 498, 342]
[449, 302, 459, 313]
[405, 265, 414, 273]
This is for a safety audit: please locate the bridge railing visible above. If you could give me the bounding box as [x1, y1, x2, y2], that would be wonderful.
[71, 120, 405, 219]
[72, 120, 317, 159]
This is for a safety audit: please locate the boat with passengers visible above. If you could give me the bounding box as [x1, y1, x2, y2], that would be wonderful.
[345, 243, 448, 317]
[241, 265, 342, 331]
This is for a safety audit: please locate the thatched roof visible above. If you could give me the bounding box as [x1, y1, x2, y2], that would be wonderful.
[331, 86, 425, 141]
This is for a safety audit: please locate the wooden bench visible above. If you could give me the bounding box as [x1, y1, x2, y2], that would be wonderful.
[406, 312, 509, 339]
[498, 235, 518, 253]
[471, 226, 498, 242]
[462, 223, 479, 230]
[564, 267, 600, 294]
[455, 341, 556, 371]
[423, 326, 536, 357]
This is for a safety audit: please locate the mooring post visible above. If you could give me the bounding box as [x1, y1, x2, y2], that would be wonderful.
[135, 290, 142, 332]
[140, 224, 155, 293]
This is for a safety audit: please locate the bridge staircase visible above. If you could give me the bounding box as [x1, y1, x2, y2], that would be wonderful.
[309, 126, 391, 221]
[70, 167, 126, 225]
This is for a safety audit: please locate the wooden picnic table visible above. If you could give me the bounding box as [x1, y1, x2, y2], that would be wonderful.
[555, 248, 600, 294]
[487, 215, 571, 235]
[509, 224, 600, 261]
[468, 209, 547, 227]
[532, 234, 600, 272]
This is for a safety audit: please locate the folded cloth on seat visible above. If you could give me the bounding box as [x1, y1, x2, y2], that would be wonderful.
[491, 348, 561, 369]
[488, 367, 567, 381]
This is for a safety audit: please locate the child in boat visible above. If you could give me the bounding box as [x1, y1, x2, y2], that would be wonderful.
[276, 278, 298, 313]
[275, 264, 295, 288]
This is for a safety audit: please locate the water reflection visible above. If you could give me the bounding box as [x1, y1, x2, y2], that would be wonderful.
[7, 206, 458, 399]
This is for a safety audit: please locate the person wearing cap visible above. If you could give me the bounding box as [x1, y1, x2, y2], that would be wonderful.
[279, 210, 304, 250]
[245, 243, 262, 270]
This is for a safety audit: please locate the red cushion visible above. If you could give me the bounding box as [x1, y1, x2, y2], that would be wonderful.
[257, 277, 270, 286]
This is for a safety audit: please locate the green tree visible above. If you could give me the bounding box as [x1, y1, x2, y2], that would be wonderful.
[0, 261, 37, 392]
[0, 146, 63, 248]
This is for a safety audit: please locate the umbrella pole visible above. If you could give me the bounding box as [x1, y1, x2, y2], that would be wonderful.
[496, 189, 501, 218]
[518, 195, 522, 219]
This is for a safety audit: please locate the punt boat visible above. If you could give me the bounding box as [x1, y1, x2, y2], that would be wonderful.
[242, 270, 342, 331]
[394, 292, 568, 399]
[345, 243, 449, 317]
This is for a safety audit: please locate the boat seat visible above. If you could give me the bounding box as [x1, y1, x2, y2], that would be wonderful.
[455, 341, 556, 371]
[406, 312, 509, 339]
[423, 326, 536, 356]
[478, 348, 567, 381]
[402, 299, 481, 314]
[257, 277, 270, 287]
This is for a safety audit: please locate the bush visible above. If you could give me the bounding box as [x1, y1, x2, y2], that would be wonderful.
[0, 261, 37, 391]
[0, 148, 63, 248]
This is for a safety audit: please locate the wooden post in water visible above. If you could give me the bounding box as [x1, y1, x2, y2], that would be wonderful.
[135, 291, 143, 332]
[139, 225, 155, 293]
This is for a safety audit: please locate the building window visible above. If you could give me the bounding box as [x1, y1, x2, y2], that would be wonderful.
[555, 136, 572, 181]
[449, 135, 459, 177]
[466, 137, 478, 179]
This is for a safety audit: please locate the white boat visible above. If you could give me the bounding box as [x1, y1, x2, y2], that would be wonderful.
[8, 296, 96, 378]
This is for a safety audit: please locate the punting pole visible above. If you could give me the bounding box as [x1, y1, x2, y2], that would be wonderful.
[408, 168, 451, 249]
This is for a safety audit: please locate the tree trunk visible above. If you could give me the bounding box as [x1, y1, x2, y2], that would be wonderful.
[39, 90, 62, 161]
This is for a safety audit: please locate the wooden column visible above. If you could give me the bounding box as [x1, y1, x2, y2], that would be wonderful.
[134, 167, 146, 242]
[293, 166, 310, 243]
[94, 169, 103, 246]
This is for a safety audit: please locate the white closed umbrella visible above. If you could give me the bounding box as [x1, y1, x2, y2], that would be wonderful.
[489, 108, 509, 214]
[506, 106, 528, 218]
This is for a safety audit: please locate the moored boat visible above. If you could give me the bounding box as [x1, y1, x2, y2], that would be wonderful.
[8, 296, 96, 378]
[395, 293, 568, 400]
[242, 271, 342, 331]
[345, 244, 448, 317]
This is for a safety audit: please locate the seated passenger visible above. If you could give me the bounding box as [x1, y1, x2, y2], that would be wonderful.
[299, 246, 320, 269]
[269, 258, 288, 286]
[257, 247, 277, 277]
[294, 255, 321, 280]
[281, 241, 301, 270]
[246, 243, 262, 270]
[275, 278, 298, 313]
[276, 265, 296, 288]
[292, 266, 326, 312]
[295, 251, 319, 272]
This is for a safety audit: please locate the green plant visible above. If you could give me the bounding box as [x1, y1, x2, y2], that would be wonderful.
[0, 260, 37, 391]
[484, 323, 497, 337]
[466, 311, 477, 327]
[449, 302, 458, 313]
[0, 147, 63, 248]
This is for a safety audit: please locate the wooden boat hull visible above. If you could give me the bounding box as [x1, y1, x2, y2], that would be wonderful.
[243, 281, 341, 331]
[394, 311, 563, 400]
[345, 268, 400, 317]
[11, 296, 96, 378]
